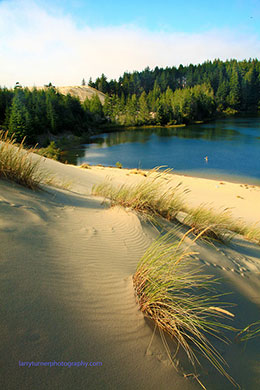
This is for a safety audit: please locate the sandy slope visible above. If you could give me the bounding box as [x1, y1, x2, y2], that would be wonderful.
[0, 158, 260, 390]
[29, 85, 106, 104]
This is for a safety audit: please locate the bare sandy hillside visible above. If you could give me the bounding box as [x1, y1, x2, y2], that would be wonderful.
[57, 86, 106, 104]
[30, 85, 106, 104]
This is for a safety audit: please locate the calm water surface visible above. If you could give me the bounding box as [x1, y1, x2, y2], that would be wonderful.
[74, 117, 260, 184]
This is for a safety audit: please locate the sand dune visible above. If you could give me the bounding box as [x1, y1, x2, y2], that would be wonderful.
[0, 158, 260, 389]
[29, 85, 106, 104]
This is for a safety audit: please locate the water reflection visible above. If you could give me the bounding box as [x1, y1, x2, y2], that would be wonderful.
[65, 117, 260, 182]
[90, 125, 244, 149]
[60, 147, 85, 165]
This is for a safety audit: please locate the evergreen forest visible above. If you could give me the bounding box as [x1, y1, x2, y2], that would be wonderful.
[0, 59, 259, 145]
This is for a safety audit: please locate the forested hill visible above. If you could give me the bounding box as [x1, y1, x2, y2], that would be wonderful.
[0, 59, 259, 147]
[0, 85, 105, 144]
[89, 59, 260, 126]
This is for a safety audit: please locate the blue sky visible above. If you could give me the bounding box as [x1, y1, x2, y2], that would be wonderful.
[0, 0, 259, 87]
[41, 0, 260, 33]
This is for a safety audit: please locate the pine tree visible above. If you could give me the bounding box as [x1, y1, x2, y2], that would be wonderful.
[227, 64, 241, 110]
[8, 89, 32, 142]
[46, 89, 59, 134]
[138, 92, 150, 124]
[216, 77, 229, 110]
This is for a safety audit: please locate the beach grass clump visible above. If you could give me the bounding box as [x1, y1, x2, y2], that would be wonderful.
[241, 224, 260, 245]
[92, 168, 185, 221]
[183, 206, 237, 242]
[80, 163, 91, 169]
[130, 169, 147, 177]
[184, 205, 260, 245]
[0, 131, 45, 189]
[133, 229, 237, 385]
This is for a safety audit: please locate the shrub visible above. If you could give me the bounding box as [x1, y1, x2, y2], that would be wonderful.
[36, 141, 61, 161]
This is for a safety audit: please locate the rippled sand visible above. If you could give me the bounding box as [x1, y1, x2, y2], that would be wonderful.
[0, 159, 260, 389]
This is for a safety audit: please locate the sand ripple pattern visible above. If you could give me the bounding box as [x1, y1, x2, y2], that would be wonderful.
[0, 185, 195, 390]
[1, 180, 259, 390]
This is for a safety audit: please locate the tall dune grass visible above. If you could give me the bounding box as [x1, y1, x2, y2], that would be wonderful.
[0, 131, 45, 189]
[93, 171, 260, 245]
[183, 206, 236, 242]
[133, 229, 238, 386]
[92, 168, 185, 221]
[240, 224, 260, 245]
[92, 161, 260, 243]
[184, 205, 260, 244]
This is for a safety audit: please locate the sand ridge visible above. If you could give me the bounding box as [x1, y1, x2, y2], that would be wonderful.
[0, 157, 260, 389]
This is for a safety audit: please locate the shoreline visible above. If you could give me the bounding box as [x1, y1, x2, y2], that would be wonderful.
[59, 162, 260, 225]
[77, 162, 260, 187]
[172, 169, 260, 187]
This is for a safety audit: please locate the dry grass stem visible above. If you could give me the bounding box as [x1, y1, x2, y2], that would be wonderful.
[92, 167, 186, 221]
[133, 229, 238, 386]
[0, 131, 46, 189]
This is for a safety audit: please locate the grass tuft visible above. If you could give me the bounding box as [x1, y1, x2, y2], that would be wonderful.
[93, 167, 260, 245]
[241, 224, 260, 245]
[0, 131, 46, 189]
[184, 204, 260, 244]
[133, 229, 238, 385]
[92, 167, 185, 221]
[80, 163, 91, 169]
[183, 206, 236, 242]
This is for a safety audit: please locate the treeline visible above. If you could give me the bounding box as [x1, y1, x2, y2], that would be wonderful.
[102, 83, 215, 126]
[0, 86, 104, 144]
[1, 59, 260, 144]
[90, 59, 260, 126]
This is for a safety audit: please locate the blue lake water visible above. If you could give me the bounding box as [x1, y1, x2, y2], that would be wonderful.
[76, 116, 260, 184]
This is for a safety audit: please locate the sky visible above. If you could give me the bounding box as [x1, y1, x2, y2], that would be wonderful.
[0, 0, 259, 87]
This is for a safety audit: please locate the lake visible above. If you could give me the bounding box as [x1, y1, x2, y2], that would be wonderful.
[70, 116, 260, 184]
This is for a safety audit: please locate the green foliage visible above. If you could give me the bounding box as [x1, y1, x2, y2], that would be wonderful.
[84, 94, 104, 121]
[8, 89, 32, 142]
[115, 161, 122, 169]
[90, 59, 260, 126]
[226, 64, 241, 109]
[0, 59, 259, 140]
[36, 141, 61, 161]
[0, 87, 92, 144]
[0, 88, 14, 124]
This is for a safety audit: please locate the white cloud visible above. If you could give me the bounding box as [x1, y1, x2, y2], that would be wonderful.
[0, 0, 259, 87]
